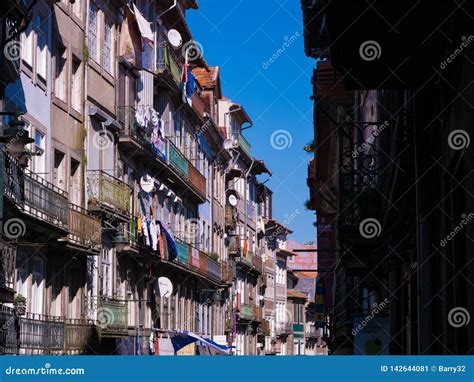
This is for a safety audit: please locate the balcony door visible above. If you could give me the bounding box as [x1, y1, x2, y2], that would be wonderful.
[53, 150, 67, 193]
[69, 158, 81, 206]
[30, 256, 45, 315]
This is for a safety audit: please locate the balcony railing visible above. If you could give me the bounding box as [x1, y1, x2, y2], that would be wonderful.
[191, 92, 207, 121]
[275, 322, 292, 336]
[0, 240, 16, 290]
[14, 168, 69, 229]
[237, 133, 252, 157]
[0, 310, 95, 355]
[305, 324, 321, 338]
[252, 254, 263, 274]
[117, 106, 168, 162]
[236, 251, 263, 275]
[225, 206, 237, 229]
[221, 261, 233, 284]
[68, 204, 102, 251]
[166, 141, 206, 198]
[167, 140, 189, 177]
[238, 303, 253, 320]
[165, 237, 222, 283]
[3, 153, 22, 205]
[156, 43, 182, 85]
[87, 170, 131, 217]
[260, 319, 270, 336]
[238, 304, 262, 322]
[252, 305, 263, 321]
[97, 297, 128, 337]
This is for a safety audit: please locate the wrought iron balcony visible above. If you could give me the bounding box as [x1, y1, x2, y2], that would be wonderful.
[24, 172, 69, 228]
[0, 310, 95, 355]
[166, 141, 206, 199]
[117, 106, 167, 162]
[237, 303, 262, 322]
[0, 240, 16, 303]
[260, 319, 270, 336]
[168, 237, 222, 283]
[339, 120, 384, 233]
[275, 322, 292, 336]
[97, 297, 128, 338]
[87, 170, 131, 218]
[67, 203, 102, 252]
[191, 91, 207, 122]
[221, 261, 234, 285]
[238, 303, 253, 320]
[4, 155, 69, 229]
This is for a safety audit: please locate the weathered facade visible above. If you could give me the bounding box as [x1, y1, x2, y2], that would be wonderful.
[0, 0, 322, 356]
[301, 0, 474, 355]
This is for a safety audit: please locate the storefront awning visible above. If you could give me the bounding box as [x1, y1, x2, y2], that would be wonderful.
[162, 330, 231, 355]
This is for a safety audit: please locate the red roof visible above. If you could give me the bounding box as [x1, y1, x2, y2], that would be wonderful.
[192, 66, 219, 88]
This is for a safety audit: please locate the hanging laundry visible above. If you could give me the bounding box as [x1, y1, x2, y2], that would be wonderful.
[149, 220, 158, 251]
[186, 67, 195, 99]
[135, 107, 146, 128]
[137, 216, 143, 234]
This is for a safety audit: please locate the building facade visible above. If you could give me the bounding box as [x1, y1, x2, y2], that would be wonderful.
[0, 0, 323, 356]
[301, 0, 473, 355]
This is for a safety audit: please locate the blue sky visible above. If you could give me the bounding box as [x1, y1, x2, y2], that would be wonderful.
[187, 0, 316, 244]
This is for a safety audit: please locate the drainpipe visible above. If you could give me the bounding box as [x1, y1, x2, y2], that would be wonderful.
[243, 159, 255, 256]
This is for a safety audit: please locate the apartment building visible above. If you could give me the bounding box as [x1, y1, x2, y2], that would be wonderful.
[0, 0, 322, 356]
[301, 0, 474, 355]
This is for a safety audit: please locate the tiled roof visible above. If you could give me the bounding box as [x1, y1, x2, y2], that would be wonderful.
[192, 66, 219, 88]
[287, 290, 308, 299]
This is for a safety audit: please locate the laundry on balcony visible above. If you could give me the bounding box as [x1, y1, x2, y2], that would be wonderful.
[132, 4, 154, 46]
[134, 107, 166, 160]
[159, 222, 177, 261]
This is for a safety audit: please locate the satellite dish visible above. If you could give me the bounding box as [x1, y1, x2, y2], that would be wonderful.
[157, 277, 173, 298]
[228, 194, 238, 207]
[223, 138, 233, 150]
[140, 174, 154, 193]
[168, 29, 182, 48]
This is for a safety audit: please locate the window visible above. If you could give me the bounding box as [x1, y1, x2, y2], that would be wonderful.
[88, 1, 98, 62]
[103, 20, 113, 73]
[21, 21, 34, 66]
[71, 57, 82, 111]
[35, 12, 47, 80]
[54, 46, 67, 101]
[33, 130, 45, 176]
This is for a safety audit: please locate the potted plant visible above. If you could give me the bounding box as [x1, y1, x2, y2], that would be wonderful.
[13, 294, 27, 316]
